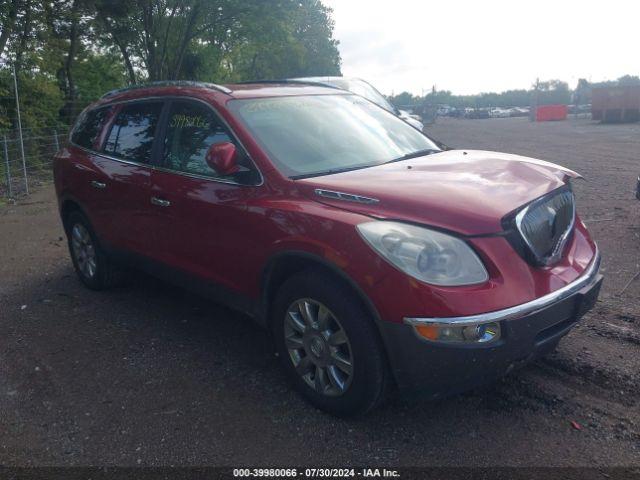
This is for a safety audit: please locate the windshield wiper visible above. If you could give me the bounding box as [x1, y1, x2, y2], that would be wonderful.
[290, 148, 440, 180]
[290, 164, 375, 180]
[384, 148, 439, 164]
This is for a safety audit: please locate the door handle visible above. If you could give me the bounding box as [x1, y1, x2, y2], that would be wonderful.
[90, 180, 106, 189]
[150, 196, 171, 207]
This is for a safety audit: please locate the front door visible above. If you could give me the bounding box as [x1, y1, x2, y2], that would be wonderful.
[148, 98, 263, 293]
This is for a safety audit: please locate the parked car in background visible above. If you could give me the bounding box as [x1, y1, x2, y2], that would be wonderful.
[508, 107, 530, 117]
[636, 175, 640, 200]
[489, 107, 511, 118]
[436, 105, 454, 116]
[288, 76, 424, 131]
[568, 104, 591, 115]
[54, 81, 602, 416]
[465, 108, 490, 119]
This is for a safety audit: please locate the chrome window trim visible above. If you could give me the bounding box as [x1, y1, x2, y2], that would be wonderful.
[68, 95, 264, 187]
[515, 188, 576, 266]
[404, 247, 601, 327]
[68, 96, 169, 144]
[70, 144, 264, 187]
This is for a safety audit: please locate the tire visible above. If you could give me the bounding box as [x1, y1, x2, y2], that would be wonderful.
[272, 269, 391, 416]
[65, 211, 124, 290]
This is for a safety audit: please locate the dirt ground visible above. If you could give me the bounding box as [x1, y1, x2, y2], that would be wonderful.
[0, 117, 639, 467]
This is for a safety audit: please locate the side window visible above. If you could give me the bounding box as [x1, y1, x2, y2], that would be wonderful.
[103, 102, 163, 163]
[163, 100, 259, 184]
[71, 106, 111, 150]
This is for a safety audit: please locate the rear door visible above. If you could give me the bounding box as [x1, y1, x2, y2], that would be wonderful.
[93, 100, 165, 256]
[64, 105, 115, 239]
[148, 98, 263, 292]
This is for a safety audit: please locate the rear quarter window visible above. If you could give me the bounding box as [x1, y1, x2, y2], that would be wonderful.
[103, 101, 163, 163]
[71, 106, 111, 150]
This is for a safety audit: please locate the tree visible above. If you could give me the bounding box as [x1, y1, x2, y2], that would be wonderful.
[289, 0, 341, 76]
[94, 1, 253, 81]
[0, 0, 20, 59]
[0, 0, 342, 132]
[535, 79, 570, 105]
[42, 0, 94, 117]
[0, 68, 65, 129]
[389, 91, 418, 108]
[92, 0, 341, 83]
[616, 75, 640, 86]
[574, 78, 591, 105]
[73, 52, 127, 102]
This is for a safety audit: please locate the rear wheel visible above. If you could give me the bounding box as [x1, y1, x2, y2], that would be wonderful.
[65, 211, 124, 290]
[273, 270, 390, 416]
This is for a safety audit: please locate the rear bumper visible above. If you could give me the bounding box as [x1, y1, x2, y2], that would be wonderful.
[380, 252, 603, 395]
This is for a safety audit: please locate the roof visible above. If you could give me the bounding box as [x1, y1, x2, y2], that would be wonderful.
[101, 81, 232, 99]
[225, 82, 345, 99]
[99, 80, 346, 104]
[288, 76, 343, 83]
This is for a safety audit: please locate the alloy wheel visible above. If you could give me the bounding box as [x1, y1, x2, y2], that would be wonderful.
[284, 298, 354, 396]
[71, 223, 97, 279]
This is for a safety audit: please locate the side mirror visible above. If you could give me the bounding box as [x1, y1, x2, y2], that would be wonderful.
[205, 142, 239, 176]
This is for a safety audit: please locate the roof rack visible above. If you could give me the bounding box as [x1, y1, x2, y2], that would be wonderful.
[101, 81, 232, 99]
[233, 79, 342, 91]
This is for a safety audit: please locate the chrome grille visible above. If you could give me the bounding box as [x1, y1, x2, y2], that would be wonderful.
[515, 189, 575, 266]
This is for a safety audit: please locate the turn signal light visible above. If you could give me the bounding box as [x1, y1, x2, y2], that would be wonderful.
[414, 321, 501, 344]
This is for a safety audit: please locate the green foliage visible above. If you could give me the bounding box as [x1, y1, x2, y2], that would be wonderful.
[0, 70, 64, 131]
[91, 0, 341, 83]
[73, 53, 127, 102]
[390, 80, 578, 110]
[0, 0, 342, 133]
[15, 74, 65, 129]
[616, 75, 640, 86]
[533, 79, 570, 105]
[390, 91, 420, 108]
[592, 75, 640, 87]
[390, 88, 533, 109]
[0, 76, 11, 130]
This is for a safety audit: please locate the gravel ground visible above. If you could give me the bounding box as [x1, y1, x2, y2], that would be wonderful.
[0, 117, 639, 467]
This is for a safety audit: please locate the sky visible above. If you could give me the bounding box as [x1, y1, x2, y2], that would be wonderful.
[322, 0, 639, 96]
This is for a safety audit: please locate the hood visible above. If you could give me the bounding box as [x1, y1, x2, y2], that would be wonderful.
[297, 150, 580, 235]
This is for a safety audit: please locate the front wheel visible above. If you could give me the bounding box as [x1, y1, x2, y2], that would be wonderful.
[273, 270, 391, 416]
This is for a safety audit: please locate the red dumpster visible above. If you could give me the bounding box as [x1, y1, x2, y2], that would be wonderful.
[535, 104, 567, 121]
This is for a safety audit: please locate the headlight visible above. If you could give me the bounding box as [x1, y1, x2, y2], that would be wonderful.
[356, 221, 489, 286]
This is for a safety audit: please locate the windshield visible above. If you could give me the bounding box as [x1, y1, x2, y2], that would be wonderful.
[228, 94, 439, 179]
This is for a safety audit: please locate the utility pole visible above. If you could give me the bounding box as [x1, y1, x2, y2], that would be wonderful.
[13, 63, 28, 194]
[53, 129, 60, 152]
[530, 77, 540, 122]
[3, 135, 11, 198]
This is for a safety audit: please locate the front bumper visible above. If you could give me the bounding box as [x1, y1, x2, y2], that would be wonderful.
[379, 251, 603, 395]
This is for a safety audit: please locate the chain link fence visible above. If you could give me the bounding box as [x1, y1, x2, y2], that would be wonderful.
[0, 63, 90, 199]
[1, 125, 71, 198]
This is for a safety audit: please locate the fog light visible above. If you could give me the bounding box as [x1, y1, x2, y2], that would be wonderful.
[414, 321, 501, 344]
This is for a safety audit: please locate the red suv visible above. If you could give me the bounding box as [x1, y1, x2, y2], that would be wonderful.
[54, 81, 602, 416]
